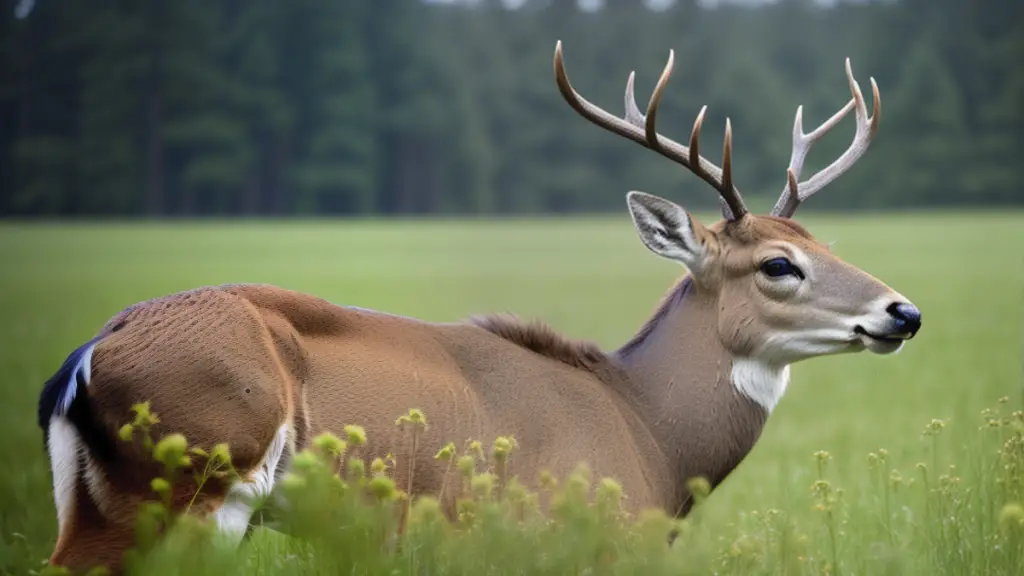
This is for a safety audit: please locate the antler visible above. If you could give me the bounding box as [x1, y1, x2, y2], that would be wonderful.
[553, 40, 749, 221]
[770, 58, 881, 218]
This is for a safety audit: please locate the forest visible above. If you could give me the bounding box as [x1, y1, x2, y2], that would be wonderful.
[1, 0, 1021, 217]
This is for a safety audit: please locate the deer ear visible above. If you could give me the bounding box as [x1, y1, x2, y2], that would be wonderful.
[626, 191, 712, 274]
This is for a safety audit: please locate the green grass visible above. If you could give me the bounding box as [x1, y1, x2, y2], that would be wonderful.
[0, 212, 1022, 574]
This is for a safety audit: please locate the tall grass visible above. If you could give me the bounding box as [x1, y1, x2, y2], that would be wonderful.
[39, 395, 1024, 576]
[2, 215, 1020, 574]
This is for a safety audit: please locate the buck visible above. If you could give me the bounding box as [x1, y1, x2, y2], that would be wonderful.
[39, 41, 921, 573]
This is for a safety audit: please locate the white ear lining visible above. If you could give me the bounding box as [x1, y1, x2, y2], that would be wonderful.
[626, 191, 707, 272]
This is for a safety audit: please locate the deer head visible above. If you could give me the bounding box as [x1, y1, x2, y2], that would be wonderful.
[554, 42, 921, 367]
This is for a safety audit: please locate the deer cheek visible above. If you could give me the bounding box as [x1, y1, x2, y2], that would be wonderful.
[717, 301, 760, 357]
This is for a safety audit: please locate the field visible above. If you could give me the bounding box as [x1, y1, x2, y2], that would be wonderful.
[0, 212, 1021, 574]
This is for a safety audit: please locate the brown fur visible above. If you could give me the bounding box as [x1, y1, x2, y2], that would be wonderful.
[463, 219, 817, 370]
[40, 206, 918, 575]
[39, 40, 921, 570]
[468, 313, 606, 370]
[618, 277, 692, 358]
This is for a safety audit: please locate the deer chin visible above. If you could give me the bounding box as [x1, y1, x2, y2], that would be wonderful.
[853, 326, 906, 355]
[753, 329, 877, 364]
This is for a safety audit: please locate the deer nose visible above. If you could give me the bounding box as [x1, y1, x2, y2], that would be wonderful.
[885, 302, 921, 337]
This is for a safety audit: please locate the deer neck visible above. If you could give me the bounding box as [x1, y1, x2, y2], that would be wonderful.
[612, 276, 789, 515]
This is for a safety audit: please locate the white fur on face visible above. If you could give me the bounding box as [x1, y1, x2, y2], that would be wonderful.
[749, 239, 912, 363]
[771, 294, 910, 362]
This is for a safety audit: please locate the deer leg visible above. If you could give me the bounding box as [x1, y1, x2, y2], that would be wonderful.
[211, 423, 291, 545]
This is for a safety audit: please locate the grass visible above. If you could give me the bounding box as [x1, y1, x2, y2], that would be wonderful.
[0, 211, 1021, 574]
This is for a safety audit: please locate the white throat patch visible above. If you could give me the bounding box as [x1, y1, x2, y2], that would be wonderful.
[731, 358, 791, 413]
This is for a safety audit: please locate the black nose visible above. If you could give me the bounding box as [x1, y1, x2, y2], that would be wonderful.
[886, 302, 922, 337]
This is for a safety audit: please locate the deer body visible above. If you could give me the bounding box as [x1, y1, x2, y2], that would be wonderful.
[39, 276, 747, 567]
[40, 42, 923, 573]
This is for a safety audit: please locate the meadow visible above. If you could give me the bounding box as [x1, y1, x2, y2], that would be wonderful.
[0, 212, 1021, 575]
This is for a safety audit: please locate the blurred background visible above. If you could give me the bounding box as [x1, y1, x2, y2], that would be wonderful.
[1, 3, 1021, 571]
[2, 0, 1021, 219]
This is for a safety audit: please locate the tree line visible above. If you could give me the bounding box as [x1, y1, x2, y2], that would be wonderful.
[1, 0, 1021, 218]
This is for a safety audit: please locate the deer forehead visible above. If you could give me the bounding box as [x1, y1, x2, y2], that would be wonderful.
[709, 217, 896, 304]
[715, 215, 817, 242]
[710, 216, 832, 268]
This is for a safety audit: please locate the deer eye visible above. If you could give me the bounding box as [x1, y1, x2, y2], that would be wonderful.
[760, 257, 804, 280]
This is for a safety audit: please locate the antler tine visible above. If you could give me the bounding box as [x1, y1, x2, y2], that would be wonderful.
[553, 40, 749, 221]
[771, 57, 881, 218]
[642, 49, 675, 152]
[624, 72, 645, 126]
[554, 41, 659, 154]
[643, 50, 747, 220]
[688, 105, 708, 165]
[721, 118, 734, 203]
[689, 106, 737, 219]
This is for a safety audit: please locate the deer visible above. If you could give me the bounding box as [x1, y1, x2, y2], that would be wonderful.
[38, 40, 921, 573]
